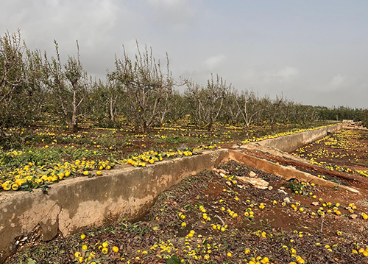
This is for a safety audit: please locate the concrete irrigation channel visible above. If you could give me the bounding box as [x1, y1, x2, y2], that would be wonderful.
[0, 122, 356, 263]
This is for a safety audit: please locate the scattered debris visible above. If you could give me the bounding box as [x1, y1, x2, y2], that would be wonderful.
[277, 189, 288, 195]
[237, 176, 269, 189]
[249, 171, 257, 177]
[350, 214, 358, 219]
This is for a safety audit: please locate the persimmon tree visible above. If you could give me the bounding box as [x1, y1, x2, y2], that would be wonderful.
[88, 79, 124, 127]
[0, 31, 48, 147]
[0, 31, 26, 127]
[186, 74, 230, 131]
[111, 41, 174, 133]
[223, 88, 241, 125]
[45, 41, 88, 132]
[363, 110, 368, 127]
[166, 90, 191, 122]
[24, 48, 49, 120]
[235, 90, 264, 127]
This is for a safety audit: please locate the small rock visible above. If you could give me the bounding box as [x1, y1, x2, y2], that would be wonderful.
[277, 189, 288, 195]
[284, 197, 291, 203]
[350, 214, 358, 219]
[268, 186, 273, 190]
[311, 202, 319, 206]
[280, 186, 285, 190]
[237, 176, 269, 189]
[249, 171, 257, 177]
[213, 168, 228, 175]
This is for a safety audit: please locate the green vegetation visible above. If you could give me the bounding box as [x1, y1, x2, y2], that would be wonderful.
[2, 30, 364, 194]
[1, 30, 366, 140]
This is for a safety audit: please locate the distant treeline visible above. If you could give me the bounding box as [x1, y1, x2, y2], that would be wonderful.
[1, 31, 367, 133]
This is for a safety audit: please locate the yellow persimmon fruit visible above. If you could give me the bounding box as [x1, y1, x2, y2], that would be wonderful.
[112, 246, 119, 253]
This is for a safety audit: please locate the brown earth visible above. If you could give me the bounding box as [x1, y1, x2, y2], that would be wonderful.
[6, 129, 368, 264]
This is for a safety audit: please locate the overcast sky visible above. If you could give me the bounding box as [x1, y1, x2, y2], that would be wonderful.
[1, 0, 368, 108]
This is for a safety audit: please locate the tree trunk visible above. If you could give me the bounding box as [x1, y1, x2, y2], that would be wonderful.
[109, 97, 115, 122]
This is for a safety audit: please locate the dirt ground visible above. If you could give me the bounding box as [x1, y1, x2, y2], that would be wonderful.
[7, 129, 368, 264]
[292, 129, 368, 175]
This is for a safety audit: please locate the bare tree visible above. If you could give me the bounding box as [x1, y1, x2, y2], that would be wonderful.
[89, 78, 123, 124]
[166, 90, 189, 122]
[0, 31, 47, 125]
[45, 40, 88, 132]
[106, 79, 121, 122]
[24, 48, 49, 119]
[111, 41, 174, 133]
[268, 95, 284, 126]
[0, 31, 25, 125]
[186, 74, 230, 131]
[223, 88, 241, 125]
[0, 30, 49, 147]
[236, 90, 264, 127]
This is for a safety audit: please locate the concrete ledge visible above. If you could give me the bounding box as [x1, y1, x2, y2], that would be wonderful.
[244, 124, 343, 152]
[229, 149, 359, 194]
[0, 149, 229, 263]
[0, 123, 344, 263]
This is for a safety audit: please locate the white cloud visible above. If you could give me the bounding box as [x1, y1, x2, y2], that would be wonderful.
[177, 54, 227, 87]
[272, 67, 299, 80]
[329, 74, 346, 87]
[147, 0, 185, 7]
[242, 66, 299, 85]
[1, 1, 368, 108]
[146, 0, 196, 29]
[2, 0, 123, 54]
[202, 54, 226, 71]
[0, 0, 142, 79]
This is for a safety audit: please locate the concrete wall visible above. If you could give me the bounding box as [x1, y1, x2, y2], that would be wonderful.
[0, 149, 229, 263]
[229, 149, 359, 194]
[254, 123, 343, 152]
[0, 123, 343, 263]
